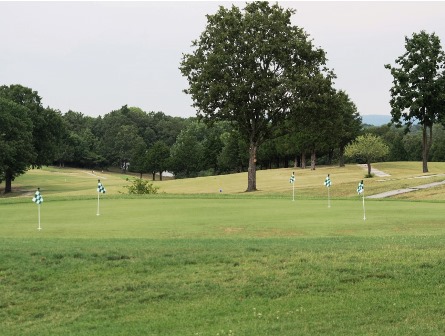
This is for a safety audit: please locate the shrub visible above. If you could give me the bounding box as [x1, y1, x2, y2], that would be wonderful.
[124, 178, 159, 195]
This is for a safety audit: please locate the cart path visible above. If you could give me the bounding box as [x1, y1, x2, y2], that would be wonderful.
[357, 164, 445, 198]
[367, 180, 445, 198]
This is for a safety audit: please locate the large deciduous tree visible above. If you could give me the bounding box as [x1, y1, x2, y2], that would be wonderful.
[385, 30, 445, 173]
[0, 84, 64, 193]
[0, 98, 35, 193]
[180, 1, 327, 191]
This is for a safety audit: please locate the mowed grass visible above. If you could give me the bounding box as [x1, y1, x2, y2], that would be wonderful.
[1, 163, 445, 335]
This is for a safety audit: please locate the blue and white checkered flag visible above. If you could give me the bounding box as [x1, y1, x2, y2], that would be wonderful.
[289, 172, 295, 184]
[97, 180, 106, 193]
[324, 175, 331, 187]
[32, 188, 43, 204]
[357, 180, 364, 194]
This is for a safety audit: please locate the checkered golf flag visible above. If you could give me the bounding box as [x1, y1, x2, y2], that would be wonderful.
[324, 175, 331, 187]
[357, 180, 364, 194]
[32, 189, 43, 204]
[97, 180, 106, 193]
[289, 172, 295, 184]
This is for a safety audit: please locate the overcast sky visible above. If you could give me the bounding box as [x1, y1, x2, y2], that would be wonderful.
[1, 1, 445, 119]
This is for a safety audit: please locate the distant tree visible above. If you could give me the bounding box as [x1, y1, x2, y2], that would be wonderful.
[430, 124, 445, 162]
[146, 141, 170, 181]
[0, 84, 65, 168]
[130, 143, 149, 178]
[334, 91, 362, 167]
[169, 124, 205, 178]
[289, 72, 338, 170]
[114, 125, 146, 172]
[345, 134, 389, 177]
[385, 30, 445, 173]
[402, 132, 423, 161]
[180, 1, 328, 191]
[217, 130, 248, 173]
[0, 98, 35, 193]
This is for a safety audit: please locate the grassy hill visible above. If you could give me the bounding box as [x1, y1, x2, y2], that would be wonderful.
[3, 161, 445, 200]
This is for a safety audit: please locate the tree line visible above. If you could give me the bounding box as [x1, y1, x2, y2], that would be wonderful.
[2, 80, 445, 195]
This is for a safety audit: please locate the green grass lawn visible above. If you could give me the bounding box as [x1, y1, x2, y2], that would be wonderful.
[1, 163, 445, 335]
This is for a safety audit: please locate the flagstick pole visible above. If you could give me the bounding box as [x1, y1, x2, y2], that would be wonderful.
[38, 204, 41, 230]
[362, 192, 366, 221]
[328, 187, 330, 208]
[97, 192, 100, 216]
[292, 183, 295, 201]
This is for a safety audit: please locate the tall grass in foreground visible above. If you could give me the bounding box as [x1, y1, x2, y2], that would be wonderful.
[1, 237, 445, 335]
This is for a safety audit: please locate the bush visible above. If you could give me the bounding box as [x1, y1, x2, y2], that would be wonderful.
[124, 178, 159, 195]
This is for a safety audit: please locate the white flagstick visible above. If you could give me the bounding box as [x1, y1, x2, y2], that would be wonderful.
[97, 192, 100, 216]
[292, 182, 295, 202]
[328, 186, 331, 208]
[362, 191, 366, 221]
[38, 203, 42, 230]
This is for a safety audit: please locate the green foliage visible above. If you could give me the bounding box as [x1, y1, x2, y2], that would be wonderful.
[146, 140, 170, 180]
[124, 178, 159, 194]
[0, 98, 35, 191]
[385, 30, 445, 172]
[345, 134, 389, 176]
[345, 134, 389, 162]
[180, 1, 329, 191]
[0, 85, 65, 192]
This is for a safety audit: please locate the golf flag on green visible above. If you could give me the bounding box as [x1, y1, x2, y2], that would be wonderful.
[97, 180, 106, 193]
[289, 172, 295, 201]
[32, 188, 43, 230]
[324, 174, 331, 187]
[96, 179, 105, 216]
[357, 180, 364, 194]
[324, 174, 331, 208]
[32, 188, 43, 204]
[357, 180, 366, 220]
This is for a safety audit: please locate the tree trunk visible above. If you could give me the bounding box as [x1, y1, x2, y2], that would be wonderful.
[152, 171, 156, 181]
[422, 124, 432, 173]
[301, 152, 306, 169]
[4, 169, 12, 194]
[294, 154, 298, 168]
[339, 146, 345, 167]
[139, 172, 143, 179]
[422, 125, 428, 173]
[367, 161, 372, 176]
[159, 171, 163, 181]
[310, 150, 316, 170]
[246, 143, 257, 192]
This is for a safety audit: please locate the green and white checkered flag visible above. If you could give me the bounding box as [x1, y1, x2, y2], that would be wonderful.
[324, 175, 331, 187]
[357, 180, 364, 194]
[289, 172, 295, 184]
[32, 188, 43, 204]
[97, 180, 106, 193]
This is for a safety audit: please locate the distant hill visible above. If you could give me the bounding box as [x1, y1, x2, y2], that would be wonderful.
[361, 114, 392, 126]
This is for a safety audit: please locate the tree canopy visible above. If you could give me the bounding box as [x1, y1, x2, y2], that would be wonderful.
[385, 30, 445, 173]
[180, 1, 328, 191]
[345, 134, 389, 177]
